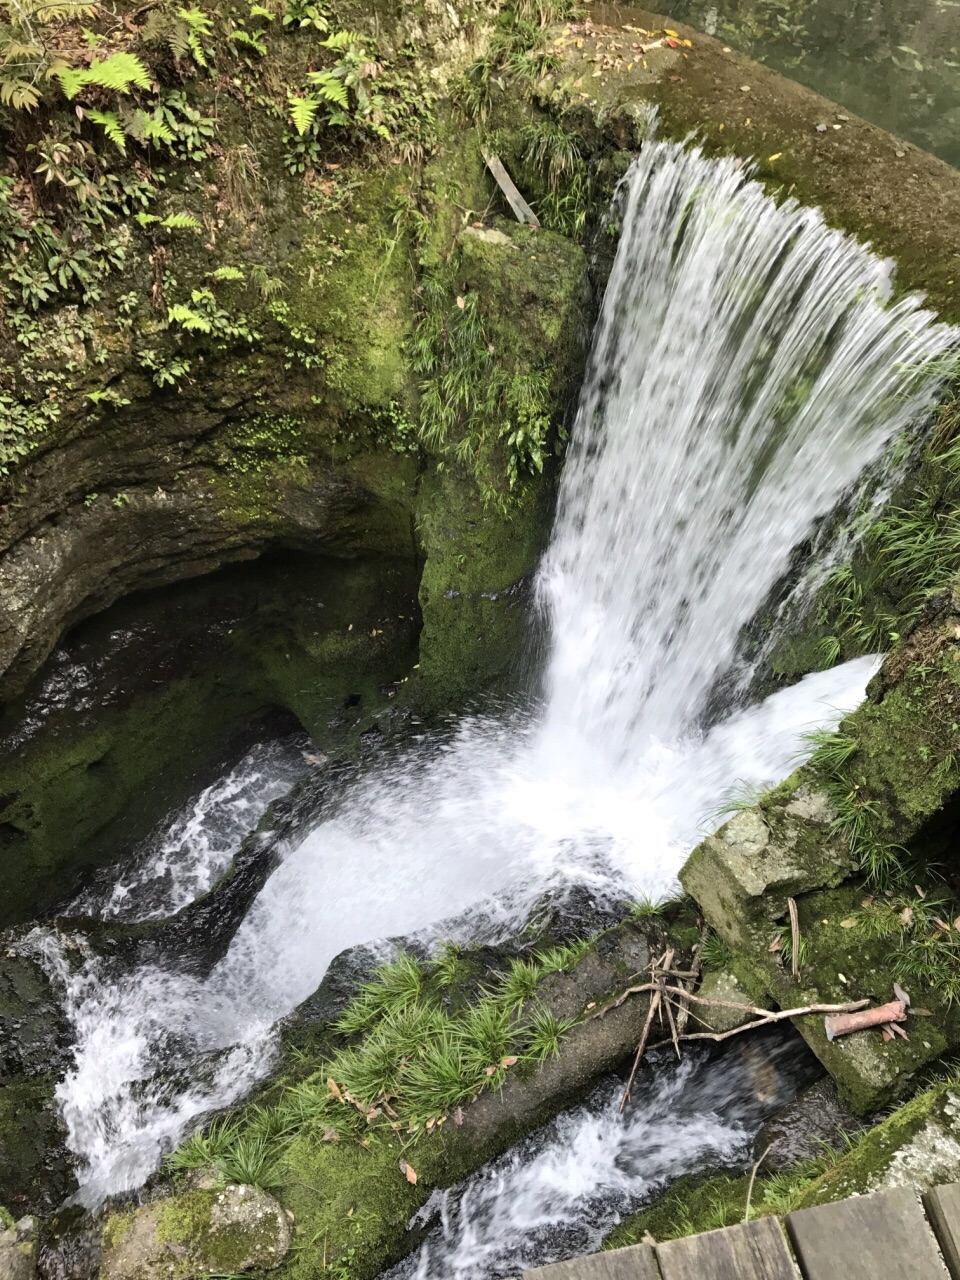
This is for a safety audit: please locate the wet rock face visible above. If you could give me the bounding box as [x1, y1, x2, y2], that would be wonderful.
[100, 1184, 292, 1280]
[0, 951, 76, 1213]
[755, 1077, 863, 1173]
[0, 1216, 38, 1280]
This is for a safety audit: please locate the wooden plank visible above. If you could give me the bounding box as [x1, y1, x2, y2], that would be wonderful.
[523, 1242, 660, 1279]
[924, 1183, 960, 1278]
[483, 150, 540, 226]
[656, 1217, 796, 1279]
[787, 1187, 948, 1279]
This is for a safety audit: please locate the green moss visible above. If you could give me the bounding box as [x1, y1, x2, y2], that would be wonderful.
[274, 1129, 427, 1280]
[101, 1209, 136, 1251]
[156, 1188, 271, 1274]
[604, 1172, 754, 1249]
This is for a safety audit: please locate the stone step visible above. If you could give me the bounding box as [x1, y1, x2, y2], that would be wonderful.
[522, 1182, 960, 1279]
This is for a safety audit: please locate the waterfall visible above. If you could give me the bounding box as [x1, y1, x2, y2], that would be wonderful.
[36, 139, 954, 1215]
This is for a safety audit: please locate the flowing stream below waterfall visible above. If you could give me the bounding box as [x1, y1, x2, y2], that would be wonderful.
[23, 135, 958, 1271]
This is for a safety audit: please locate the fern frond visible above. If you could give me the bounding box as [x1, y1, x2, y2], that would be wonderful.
[160, 212, 200, 228]
[125, 109, 176, 146]
[56, 51, 152, 98]
[0, 77, 41, 109]
[320, 30, 366, 50]
[305, 69, 348, 107]
[86, 108, 127, 151]
[35, 0, 96, 22]
[167, 302, 211, 332]
[177, 7, 213, 66]
[211, 265, 245, 280]
[287, 92, 319, 135]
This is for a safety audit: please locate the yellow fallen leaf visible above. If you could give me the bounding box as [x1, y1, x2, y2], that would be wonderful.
[664, 28, 679, 36]
[767, 152, 783, 162]
[839, 918, 857, 928]
[328, 1078, 344, 1101]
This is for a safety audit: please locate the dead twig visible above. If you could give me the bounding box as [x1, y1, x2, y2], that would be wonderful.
[787, 896, 800, 980]
[672, 996, 870, 1045]
[744, 1144, 773, 1222]
[619, 949, 673, 1113]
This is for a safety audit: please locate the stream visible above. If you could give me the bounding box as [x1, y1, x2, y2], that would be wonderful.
[23, 136, 957, 1269]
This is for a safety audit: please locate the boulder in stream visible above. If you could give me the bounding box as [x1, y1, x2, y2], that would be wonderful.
[100, 1184, 292, 1279]
[0, 1216, 37, 1280]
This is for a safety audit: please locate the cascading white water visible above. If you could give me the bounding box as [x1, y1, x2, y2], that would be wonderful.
[538, 141, 954, 761]
[72, 738, 309, 922]
[390, 1036, 809, 1280]
[35, 138, 956, 1215]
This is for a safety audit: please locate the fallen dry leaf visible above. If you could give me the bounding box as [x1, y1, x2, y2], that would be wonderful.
[500, 1055, 519, 1068]
[328, 1078, 344, 1101]
[840, 918, 857, 928]
[399, 1159, 418, 1185]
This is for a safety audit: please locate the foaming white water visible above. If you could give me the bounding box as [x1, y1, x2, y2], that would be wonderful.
[73, 739, 309, 921]
[42, 139, 955, 1208]
[391, 1040, 804, 1279]
[47, 661, 872, 1205]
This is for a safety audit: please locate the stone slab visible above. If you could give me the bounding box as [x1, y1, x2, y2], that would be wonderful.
[523, 1243, 659, 1279]
[656, 1217, 796, 1279]
[787, 1186, 947, 1279]
[924, 1183, 960, 1279]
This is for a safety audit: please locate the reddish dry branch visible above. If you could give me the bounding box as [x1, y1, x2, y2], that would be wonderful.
[824, 999, 907, 1042]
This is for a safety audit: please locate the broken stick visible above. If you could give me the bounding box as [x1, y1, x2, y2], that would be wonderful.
[824, 999, 907, 1042]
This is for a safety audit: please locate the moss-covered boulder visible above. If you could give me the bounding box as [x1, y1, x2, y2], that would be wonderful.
[0, 1214, 37, 1280]
[100, 1184, 292, 1280]
[680, 788, 852, 949]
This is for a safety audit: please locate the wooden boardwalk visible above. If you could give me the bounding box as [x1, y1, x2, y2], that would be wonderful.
[523, 1184, 960, 1279]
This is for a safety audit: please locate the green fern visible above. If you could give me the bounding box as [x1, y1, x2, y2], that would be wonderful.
[167, 302, 211, 332]
[161, 212, 200, 228]
[305, 68, 349, 106]
[177, 7, 213, 67]
[56, 51, 151, 99]
[287, 93, 318, 136]
[86, 109, 126, 151]
[320, 29, 365, 50]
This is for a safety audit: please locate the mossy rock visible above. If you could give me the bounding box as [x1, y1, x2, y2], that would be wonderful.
[100, 1184, 292, 1279]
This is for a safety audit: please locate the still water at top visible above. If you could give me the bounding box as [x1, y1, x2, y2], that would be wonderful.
[667, 0, 960, 167]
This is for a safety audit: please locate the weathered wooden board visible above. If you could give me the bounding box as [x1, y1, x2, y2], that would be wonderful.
[924, 1183, 960, 1279]
[523, 1243, 660, 1279]
[656, 1218, 796, 1280]
[787, 1187, 948, 1279]
[483, 151, 540, 226]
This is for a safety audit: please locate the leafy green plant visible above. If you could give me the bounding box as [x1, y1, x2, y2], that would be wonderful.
[412, 278, 558, 509]
[522, 1005, 578, 1061]
[333, 951, 428, 1034]
[627, 894, 670, 919]
[699, 932, 732, 970]
[856, 892, 960, 1006]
